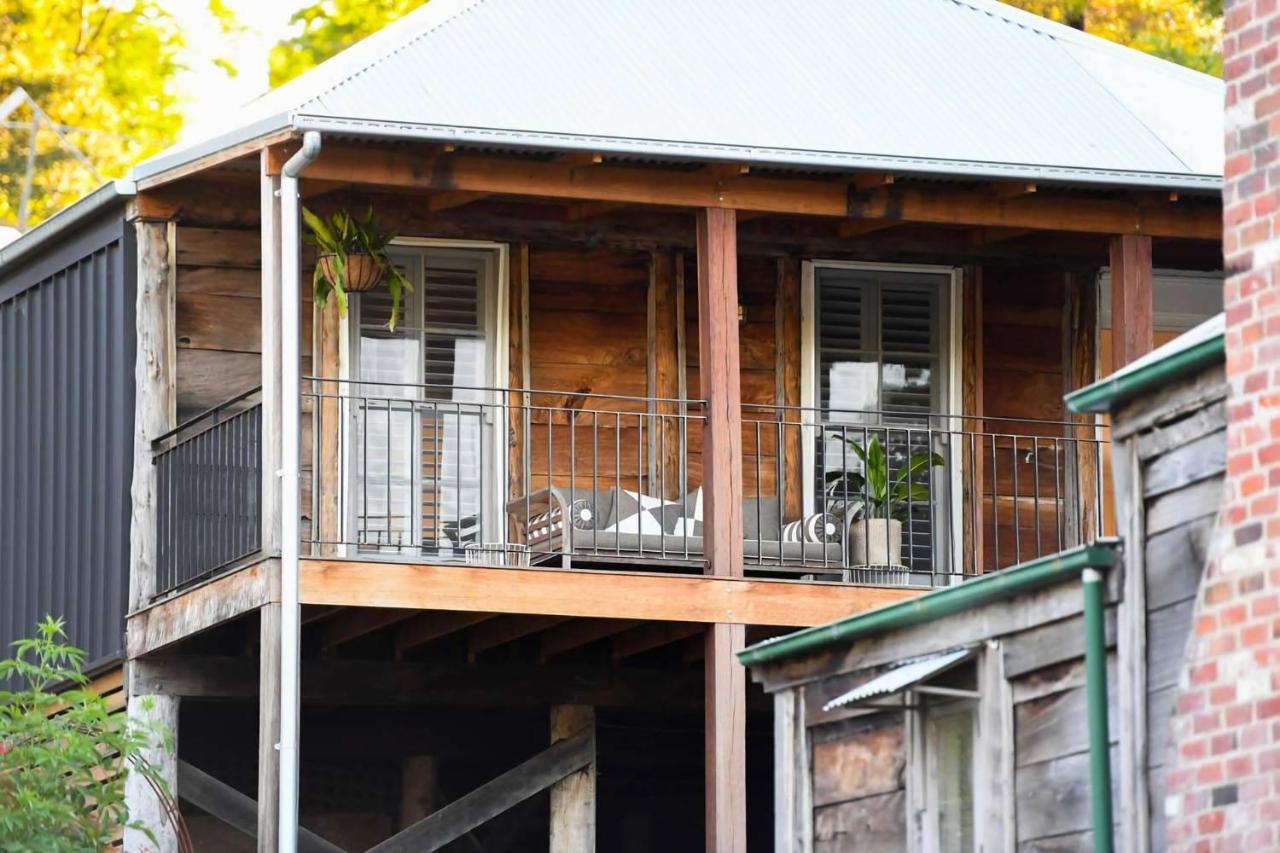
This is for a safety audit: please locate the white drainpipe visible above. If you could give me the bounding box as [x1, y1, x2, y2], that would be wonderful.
[278, 130, 321, 853]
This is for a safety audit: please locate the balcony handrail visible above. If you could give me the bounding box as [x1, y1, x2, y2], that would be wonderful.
[153, 384, 264, 452]
[741, 401, 1113, 433]
[303, 375, 706, 409]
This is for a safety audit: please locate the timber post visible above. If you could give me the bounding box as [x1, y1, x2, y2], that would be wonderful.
[549, 705, 596, 851]
[124, 662, 180, 853]
[1109, 234, 1154, 370]
[696, 207, 747, 852]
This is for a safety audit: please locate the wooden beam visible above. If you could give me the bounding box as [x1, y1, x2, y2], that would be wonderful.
[257, 604, 281, 852]
[850, 172, 895, 191]
[775, 256, 803, 520]
[299, 560, 919, 625]
[261, 154, 283, 561]
[566, 200, 631, 221]
[177, 760, 343, 853]
[1110, 234, 1154, 369]
[128, 560, 278, 656]
[1065, 271, 1101, 545]
[367, 730, 593, 853]
[133, 655, 716, 711]
[509, 244, 531, 505]
[992, 181, 1037, 198]
[697, 207, 745, 580]
[302, 145, 1219, 237]
[318, 608, 416, 651]
[556, 152, 604, 167]
[134, 128, 295, 190]
[550, 707, 596, 853]
[427, 190, 490, 213]
[969, 227, 1033, 246]
[837, 219, 899, 239]
[961, 267, 985, 575]
[129, 218, 176, 612]
[396, 611, 497, 655]
[468, 615, 572, 660]
[703, 162, 751, 179]
[540, 619, 643, 661]
[612, 621, 705, 662]
[650, 249, 683, 499]
[706, 622, 747, 852]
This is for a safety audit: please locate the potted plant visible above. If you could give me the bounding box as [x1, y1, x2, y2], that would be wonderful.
[824, 434, 944, 568]
[302, 207, 412, 330]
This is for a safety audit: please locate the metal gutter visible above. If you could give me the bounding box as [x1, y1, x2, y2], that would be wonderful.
[737, 542, 1118, 667]
[1065, 322, 1225, 414]
[129, 113, 292, 183]
[0, 179, 134, 272]
[292, 114, 1223, 193]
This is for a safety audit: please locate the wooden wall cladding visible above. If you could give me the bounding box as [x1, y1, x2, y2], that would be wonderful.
[981, 267, 1066, 424]
[809, 713, 906, 852]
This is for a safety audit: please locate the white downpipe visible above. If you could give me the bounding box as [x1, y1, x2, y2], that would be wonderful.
[278, 130, 321, 853]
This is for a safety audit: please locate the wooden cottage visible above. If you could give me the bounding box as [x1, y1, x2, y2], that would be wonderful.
[0, 1, 1225, 849]
[741, 317, 1227, 852]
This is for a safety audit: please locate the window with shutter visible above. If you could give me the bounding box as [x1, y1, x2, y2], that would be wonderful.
[352, 245, 497, 556]
[814, 266, 952, 576]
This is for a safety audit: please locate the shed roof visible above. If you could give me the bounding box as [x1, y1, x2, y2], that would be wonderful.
[137, 0, 1223, 191]
[1065, 313, 1226, 414]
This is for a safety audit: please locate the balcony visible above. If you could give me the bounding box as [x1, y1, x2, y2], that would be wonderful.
[150, 380, 1109, 598]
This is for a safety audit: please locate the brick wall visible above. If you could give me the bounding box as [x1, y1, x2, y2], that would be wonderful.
[1164, 2, 1280, 848]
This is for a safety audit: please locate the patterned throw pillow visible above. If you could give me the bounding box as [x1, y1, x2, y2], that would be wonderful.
[781, 512, 844, 544]
[602, 489, 681, 536]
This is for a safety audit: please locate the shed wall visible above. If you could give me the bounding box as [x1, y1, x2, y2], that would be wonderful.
[0, 210, 136, 667]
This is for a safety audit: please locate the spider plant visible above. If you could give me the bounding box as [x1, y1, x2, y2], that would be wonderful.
[302, 206, 412, 330]
[823, 434, 945, 520]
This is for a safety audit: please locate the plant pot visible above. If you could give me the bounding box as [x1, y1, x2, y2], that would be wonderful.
[318, 253, 384, 292]
[849, 518, 903, 568]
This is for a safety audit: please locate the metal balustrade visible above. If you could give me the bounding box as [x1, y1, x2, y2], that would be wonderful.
[153, 387, 263, 596]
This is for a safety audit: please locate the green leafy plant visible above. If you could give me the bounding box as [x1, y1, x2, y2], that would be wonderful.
[824, 435, 944, 520]
[302, 206, 412, 330]
[0, 616, 178, 851]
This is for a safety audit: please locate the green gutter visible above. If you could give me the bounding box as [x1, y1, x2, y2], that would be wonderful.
[1082, 566, 1115, 853]
[738, 542, 1116, 667]
[1065, 330, 1223, 414]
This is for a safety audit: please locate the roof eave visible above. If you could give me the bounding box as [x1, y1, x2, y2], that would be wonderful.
[0, 180, 135, 273]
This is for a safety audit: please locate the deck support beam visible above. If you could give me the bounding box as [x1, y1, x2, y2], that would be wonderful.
[696, 207, 747, 852]
[1109, 234, 1154, 370]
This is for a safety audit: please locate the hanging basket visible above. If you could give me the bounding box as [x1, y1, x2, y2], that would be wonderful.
[318, 253, 384, 292]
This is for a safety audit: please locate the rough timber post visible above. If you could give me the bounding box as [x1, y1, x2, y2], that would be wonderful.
[124, 666, 179, 852]
[696, 207, 747, 853]
[125, 213, 178, 852]
[549, 705, 596, 851]
[1109, 234, 1154, 370]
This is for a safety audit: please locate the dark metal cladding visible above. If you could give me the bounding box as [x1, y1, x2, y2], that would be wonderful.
[0, 205, 135, 671]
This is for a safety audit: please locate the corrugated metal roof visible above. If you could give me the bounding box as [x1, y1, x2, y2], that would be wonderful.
[822, 647, 976, 711]
[136, 0, 1224, 190]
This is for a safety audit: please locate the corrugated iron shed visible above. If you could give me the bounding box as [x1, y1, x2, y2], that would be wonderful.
[138, 0, 1224, 191]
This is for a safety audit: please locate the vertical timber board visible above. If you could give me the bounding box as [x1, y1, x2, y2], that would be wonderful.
[650, 250, 682, 499]
[1064, 271, 1101, 545]
[976, 640, 1015, 853]
[258, 602, 282, 852]
[261, 154, 284, 556]
[1109, 235, 1154, 371]
[508, 244, 530, 504]
[696, 207, 745, 577]
[774, 688, 813, 852]
[129, 218, 176, 609]
[706, 622, 747, 853]
[549, 705, 596, 852]
[961, 266, 985, 575]
[123, 680, 179, 852]
[1118, 444, 1151, 853]
[312, 297, 342, 554]
[776, 256, 803, 521]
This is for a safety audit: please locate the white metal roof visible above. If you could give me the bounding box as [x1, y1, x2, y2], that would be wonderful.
[136, 0, 1224, 190]
[822, 647, 976, 711]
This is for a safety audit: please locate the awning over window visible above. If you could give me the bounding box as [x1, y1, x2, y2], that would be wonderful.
[822, 647, 976, 712]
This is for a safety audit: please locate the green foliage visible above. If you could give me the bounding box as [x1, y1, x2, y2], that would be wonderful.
[0, 0, 189, 228]
[269, 0, 429, 88]
[824, 435, 944, 521]
[303, 206, 412, 330]
[1005, 0, 1222, 76]
[0, 617, 172, 850]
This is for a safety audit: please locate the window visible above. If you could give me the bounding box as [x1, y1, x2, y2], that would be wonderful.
[808, 264, 956, 576]
[351, 244, 501, 555]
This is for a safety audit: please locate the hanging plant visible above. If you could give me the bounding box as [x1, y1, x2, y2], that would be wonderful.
[302, 206, 412, 330]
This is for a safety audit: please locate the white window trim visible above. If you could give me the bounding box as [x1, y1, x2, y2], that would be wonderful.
[341, 238, 510, 554]
[800, 261, 964, 578]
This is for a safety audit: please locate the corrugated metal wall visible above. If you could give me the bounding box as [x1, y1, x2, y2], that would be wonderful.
[0, 210, 136, 668]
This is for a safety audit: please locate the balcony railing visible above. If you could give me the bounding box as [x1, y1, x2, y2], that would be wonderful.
[301, 379, 1109, 586]
[153, 387, 263, 596]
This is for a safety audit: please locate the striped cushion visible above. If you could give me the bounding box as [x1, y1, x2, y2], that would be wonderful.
[781, 512, 844, 544]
